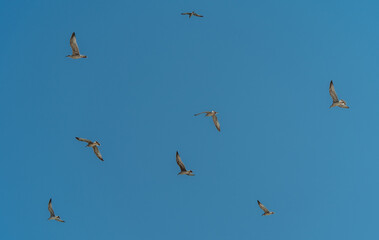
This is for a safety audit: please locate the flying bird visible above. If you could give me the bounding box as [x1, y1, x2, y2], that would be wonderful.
[176, 151, 194, 176]
[75, 137, 103, 161]
[329, 80, 349, 109]
[66, 32, 87, 59]
[48, 198, 65, 222]
[194, 111, 221, 132]
[181, 11, 203, 18]
[257, 200, 275, 216]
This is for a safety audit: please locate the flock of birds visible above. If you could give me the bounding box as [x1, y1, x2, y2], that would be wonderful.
[47, 10, 350, 223]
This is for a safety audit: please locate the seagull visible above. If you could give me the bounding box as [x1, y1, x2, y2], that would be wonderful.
[66, 32, 87, 59]
[257, 200, 275, 216]
[48, 198, 65, 222]
[75, 137, 103, 161]
[329, 80, 349, 109]
[194, 111, 221, 132]
[181, 11, 203, 18]
[176, 151, 194, 176]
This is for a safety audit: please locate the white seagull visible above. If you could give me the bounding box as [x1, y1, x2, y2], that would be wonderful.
[329, 80, 349, 109]
[48, 198, 65, 222]
[181, 11, 203, 18]
[75, 137, 103, 161]
[66, 32, 87, 59]
[176, 151, 194, 176]
[257, 200, 275, 216]
[194, 110, 221, 132]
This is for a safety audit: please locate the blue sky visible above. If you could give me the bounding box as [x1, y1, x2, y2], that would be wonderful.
[1, 0, 379, 239]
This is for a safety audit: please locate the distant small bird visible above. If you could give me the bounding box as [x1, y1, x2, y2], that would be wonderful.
[257, 200, 275, 216]
[48, 198, 65, 222]
[176, 151, 194, 176]
[329, 80, 349, 109]
[194, 111, 221, 132]
[75, 137, 103, 161]
[181, 11, 203, 18]
[66, 32, 87, 59]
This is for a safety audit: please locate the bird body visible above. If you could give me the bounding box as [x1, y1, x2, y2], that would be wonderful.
[86, 141, 100, 148]
[194, 110, 221, 132]
[178, 171, 194, 176]
[261, 212, 274, 216]
[329, 81, 349, 109]
[48, 216, 65, 222]
[76, 137, 103, 161]
[67, 55, 86, 59]
[66, 32, 87, 59]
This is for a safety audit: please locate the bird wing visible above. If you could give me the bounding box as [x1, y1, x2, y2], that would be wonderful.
[212, 115, 221, 132]
[329, 81, 339, 103]
[48, 198, 55, 217]
[181, 12, 191, 15]
[193, 13, 203, 17]
[194, 111, 210, 116]
[176, 151, 186, 171]
[257, 200, 270, 213]
[75, 137, 92, 143]
[56, 218, 65, 223]
[70, 32, 80, 56]
[93, 146, 104, 161]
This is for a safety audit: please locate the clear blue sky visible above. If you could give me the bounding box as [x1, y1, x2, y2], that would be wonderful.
[1, 0, 379, 239]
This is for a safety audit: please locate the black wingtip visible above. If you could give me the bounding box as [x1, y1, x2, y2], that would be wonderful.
[257, 200, 260, 204]
[75, 137, 79, 140]
[49, 198, 52, 203]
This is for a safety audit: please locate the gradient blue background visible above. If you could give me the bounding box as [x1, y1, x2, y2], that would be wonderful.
[1, 0, 378, 239]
